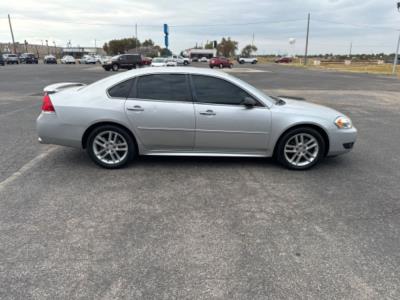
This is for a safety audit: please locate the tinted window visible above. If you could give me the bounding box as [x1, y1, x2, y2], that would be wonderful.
[192, 75, 254, 105]
[135, 74, 191, 102]
[108, 79, 134, 98]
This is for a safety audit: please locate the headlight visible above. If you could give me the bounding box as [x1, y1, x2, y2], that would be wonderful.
[334, 116, 352, 129]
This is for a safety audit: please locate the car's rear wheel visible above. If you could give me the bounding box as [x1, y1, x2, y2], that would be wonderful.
[112, 64, 119, 71]
[87, 125, 135, 169]
[276, 127, 325, 170]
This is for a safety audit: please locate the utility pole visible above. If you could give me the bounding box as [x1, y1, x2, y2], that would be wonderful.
[252, 33, 255, 47]
[304, 13, 310, 65]
[349, 41, 352, 58]
[53, 41, 57, 57]
[392, 32, 400, 75]
[8, 14, 17, 54]
[393, 2, 400, 75]
[135, 23, 138, 47]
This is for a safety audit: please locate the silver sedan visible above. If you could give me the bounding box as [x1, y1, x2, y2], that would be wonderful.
[36, 67, 357, 170]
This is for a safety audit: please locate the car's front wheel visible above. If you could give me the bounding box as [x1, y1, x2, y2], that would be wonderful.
[112, 64, 119, 71]
[275, 127, 325, 170]
[87, 125, 136, 169]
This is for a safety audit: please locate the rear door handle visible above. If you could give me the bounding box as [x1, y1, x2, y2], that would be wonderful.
[199, 110, 216, 116]
[127, 105, 144, 112]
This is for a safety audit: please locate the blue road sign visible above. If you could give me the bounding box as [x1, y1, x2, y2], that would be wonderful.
[163, 24, 169, 35]
[164, 35, 169, 48]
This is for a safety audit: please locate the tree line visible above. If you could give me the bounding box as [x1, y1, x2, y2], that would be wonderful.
[103, 36, 257, 58]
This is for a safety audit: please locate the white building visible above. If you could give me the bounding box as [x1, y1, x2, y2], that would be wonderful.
[183, 48, 217, 60]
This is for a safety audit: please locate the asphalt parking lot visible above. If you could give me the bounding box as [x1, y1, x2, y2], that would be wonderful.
[1, 62, 400, 299]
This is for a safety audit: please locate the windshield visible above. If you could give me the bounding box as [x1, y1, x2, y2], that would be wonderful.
[153, 58, 165, 63]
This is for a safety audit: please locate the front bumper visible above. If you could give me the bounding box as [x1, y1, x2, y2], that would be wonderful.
[327, 126, 358, 156]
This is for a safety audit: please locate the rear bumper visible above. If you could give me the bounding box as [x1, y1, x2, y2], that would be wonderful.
[36, 112, 82, 148]
[327, 127, 358, 156]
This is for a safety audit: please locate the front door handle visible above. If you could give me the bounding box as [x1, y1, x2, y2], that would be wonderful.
[127, 105, 144, 112]
[199, 110, 216, 116]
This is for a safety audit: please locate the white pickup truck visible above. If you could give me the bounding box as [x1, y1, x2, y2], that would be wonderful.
[168, 55, 190, 65]
[238, 57, 258, 64]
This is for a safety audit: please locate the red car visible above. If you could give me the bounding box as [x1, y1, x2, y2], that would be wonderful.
[142, 57, 152, 66]
[209, 57, 233, 69]
[275, 57, 293, 63]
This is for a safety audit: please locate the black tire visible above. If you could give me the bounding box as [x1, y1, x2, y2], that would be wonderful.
[239, 60, 244, 64]
[86, 125, 136, 169]
[112, 64, 119, 71]
[183, 61, 189, 65]
[210, 65, 214, 69]
[275, 127, 325, 170]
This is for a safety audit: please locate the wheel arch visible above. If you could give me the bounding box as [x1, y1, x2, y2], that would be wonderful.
[81, 121, 138, 152]
[273, 123, 330, 157]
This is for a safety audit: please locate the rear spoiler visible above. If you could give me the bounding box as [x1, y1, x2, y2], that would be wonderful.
[43, 82, 86, 94]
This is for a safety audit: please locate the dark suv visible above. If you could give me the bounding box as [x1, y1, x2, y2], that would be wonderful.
[20, 53, 39, 64]
[102, 54, 144, 71]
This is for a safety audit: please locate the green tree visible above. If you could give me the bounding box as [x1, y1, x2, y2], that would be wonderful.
[217, 37, 238, 57]
[241, 44, 257, 57]
[105, 38, 141, 55]
[142, 39, 155, 47]
[160, 48, 172, 57]
[103, 43, 109, 54]
[204, 41, 214, 49]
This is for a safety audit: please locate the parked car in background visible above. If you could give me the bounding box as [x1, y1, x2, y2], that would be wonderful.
[0, 54, 5, 66]
[4, 54, 19, 64]
[79, 55, 97, 64]
[142, 57, 152, 66]
[275, 56, 293, 63]
[61, 55, 76, 64]
[209, 57, 233, 69]
[238, 57, 257, 64]
[94, 55, 102, 63]
[20, 53, 39, 64]
[199, 57, 209, 62]
[166, 58, 178, 67]
[37, 67, 357, 170]
[151, 57, 167, 67]
[168, 55, 190, 65]
[102, 54, 144, 71]
[44, 55, 57, 64]
[99, 56, 112, 65]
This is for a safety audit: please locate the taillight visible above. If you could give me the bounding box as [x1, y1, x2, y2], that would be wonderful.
[42, 93, 55, 112]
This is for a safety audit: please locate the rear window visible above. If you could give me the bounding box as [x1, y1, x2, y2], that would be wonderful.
[108, 79, 135, 98]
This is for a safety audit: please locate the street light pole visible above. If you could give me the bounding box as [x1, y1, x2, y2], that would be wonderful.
[393, 32, 400, 75]
[393, 2, 400, 75]
[304, 13, 310, 65]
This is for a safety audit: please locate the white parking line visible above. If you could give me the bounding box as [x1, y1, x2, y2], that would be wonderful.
[0, 103, 39, 118]
[0, 146, 58, 193]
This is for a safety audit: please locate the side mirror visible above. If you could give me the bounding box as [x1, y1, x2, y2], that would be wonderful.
[242, 97, 257, 108]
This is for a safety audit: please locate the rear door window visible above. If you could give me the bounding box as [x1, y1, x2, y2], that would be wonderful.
[133, 74, 191, 102]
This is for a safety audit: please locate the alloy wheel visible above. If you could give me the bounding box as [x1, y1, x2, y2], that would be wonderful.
[284, 133, 319, 167]
[92, 131, 128, 165]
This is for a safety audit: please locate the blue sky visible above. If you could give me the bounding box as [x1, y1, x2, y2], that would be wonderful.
[1, 0, 399, 54]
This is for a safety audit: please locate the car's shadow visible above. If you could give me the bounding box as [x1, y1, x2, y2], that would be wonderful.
[59, 148, 351, 172]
